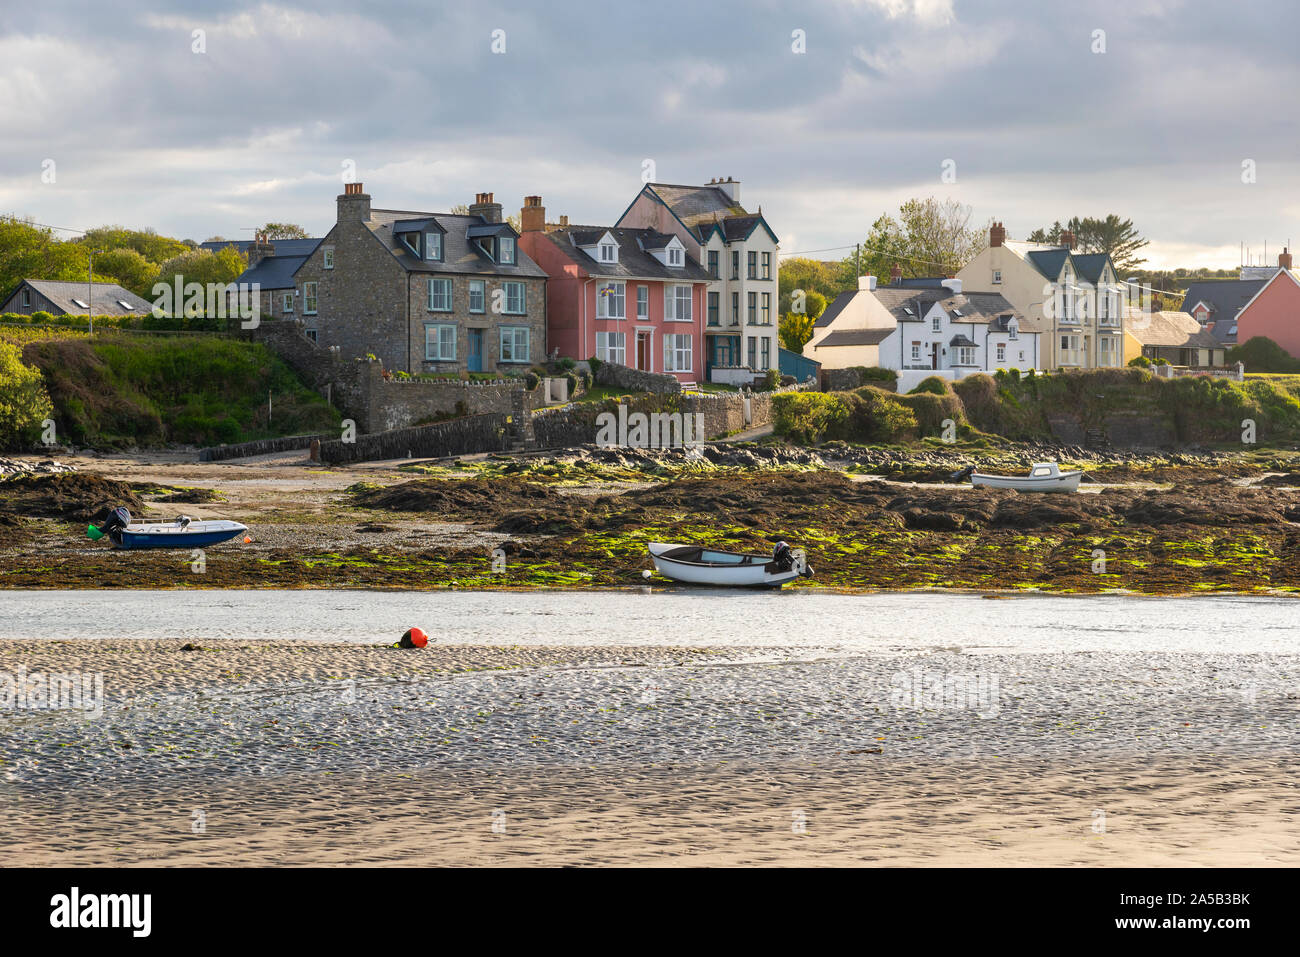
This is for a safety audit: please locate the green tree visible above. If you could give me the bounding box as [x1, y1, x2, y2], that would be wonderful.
[841, 198, 986, 282]
[91, 248, 159, 297]
[0, 216, 85, 293]
[779, 311, 817, 353]
[258, 223, 312, 240]
[151, 247, 247, 314]
[0, 340, 54, 448]
[1027, 215, 1149, 273]
[779, 257, 843, 312]
[74, 226, 189, 264]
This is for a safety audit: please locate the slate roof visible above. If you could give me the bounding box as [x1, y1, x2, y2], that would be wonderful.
[542, 225, 712, 281]
[367, 209, 547, 278]
[1071, 253, 1111, 283]
[818, 328, 893, 347]
[1180, 278, 1269, 343]
[1003, 241, 1117, 286]
[201, 238, 322, 257]
[1126, 310, 1222, 350]
[238, 255, 311, 291]
[647, 183, 746, 226]
[873, 287, 1043, 333]
[6, 279, 152, 315]
[638, 183, 779, 245]
[814, 289, 856, 328]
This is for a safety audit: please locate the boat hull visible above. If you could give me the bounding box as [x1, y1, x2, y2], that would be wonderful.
[970, 472, 1082, 492]
[647, 542, 804, 588]
[113, 521, 247, 550]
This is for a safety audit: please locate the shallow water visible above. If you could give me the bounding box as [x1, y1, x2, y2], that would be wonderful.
[0, 588, 1296, 654]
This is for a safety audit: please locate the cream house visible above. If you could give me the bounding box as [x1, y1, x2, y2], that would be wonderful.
[616, 178, 779, 384]
[958, 223, 1125, 370]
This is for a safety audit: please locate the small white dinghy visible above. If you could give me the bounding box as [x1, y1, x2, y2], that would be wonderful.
[961, 461, 1082, 493]
[647, 541, 813, 588]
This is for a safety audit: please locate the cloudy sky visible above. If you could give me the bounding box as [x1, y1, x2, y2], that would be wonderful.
[2, 0, 1297, 270]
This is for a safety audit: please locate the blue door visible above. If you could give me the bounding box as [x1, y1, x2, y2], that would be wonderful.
[468, 329, 484, 372]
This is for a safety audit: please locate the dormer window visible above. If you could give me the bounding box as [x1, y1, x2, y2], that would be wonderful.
[499, 236, 516, 264]
[668, 246, 683, 267]
[425, 233, 442, 261]
[600, 242, 617, 263]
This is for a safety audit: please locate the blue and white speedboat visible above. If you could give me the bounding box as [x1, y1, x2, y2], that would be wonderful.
[89, 506, 247, 550]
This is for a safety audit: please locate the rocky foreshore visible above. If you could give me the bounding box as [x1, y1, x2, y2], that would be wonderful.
[0, 457, 76, 478]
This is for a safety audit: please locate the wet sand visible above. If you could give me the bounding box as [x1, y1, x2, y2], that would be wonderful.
[4, 757, 1295, 866]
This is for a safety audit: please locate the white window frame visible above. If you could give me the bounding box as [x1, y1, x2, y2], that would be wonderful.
[663, 333, 692, 373]
[597, 281, 626, 319]
[502, 281, 525, 315]
[957, 346, 976, 365]
[500, 326, 530, 363]
[996, 342, 1006, 362]
[427, 278, 452, 312]
[992, 269, 1001, 284]
[600, 242, 617, 263]
[424, 323, 456, 361]
[667, 245, 683, 267]
[596, 330, 626, 365]
[665, 285, 692, 322]
[636, 285, 648, 319]
[931, 314, 941, 332]
[323, 247, 334, 270]
[469, 279, 485, 314]
[911, 343, 921, 362]
[303, 282, 318, 315]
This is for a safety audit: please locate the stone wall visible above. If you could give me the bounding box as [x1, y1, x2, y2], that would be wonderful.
[531, 383, 812, 448]
[823, 366, 898, 393]
[595, 361, 682, 394]
[199, 433, 324, 462]
[318, 413, 509, 464]
[254, 321, 533, 433]
[404, 273, 547, 377]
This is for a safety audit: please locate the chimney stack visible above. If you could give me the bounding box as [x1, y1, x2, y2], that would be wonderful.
[337, 182, 371, 223]
[1061, 229, 1075, 250]
[858, 275, 878, 292]
[989, 221, 1005, 247]
[890, 263, 903, 284]
[716, 176, 740, 204]
[248, 231, 276, 268]
[520, 195, 546, 233]
[469, 191, 503, 224]
[1280, 247, 1293, 270]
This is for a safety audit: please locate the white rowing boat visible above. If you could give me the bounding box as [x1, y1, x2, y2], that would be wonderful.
[647, 541, 813, 588]
[964, 462, 1082, 492]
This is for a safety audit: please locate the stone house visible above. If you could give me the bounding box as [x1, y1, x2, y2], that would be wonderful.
[256, 185, 548, 375]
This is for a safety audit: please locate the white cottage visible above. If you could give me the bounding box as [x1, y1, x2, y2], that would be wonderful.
[805, 276, 1045, 388]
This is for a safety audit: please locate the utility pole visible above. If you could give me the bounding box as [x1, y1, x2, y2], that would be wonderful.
[87, 248, 103, 334]
[855, 243, 860, 279]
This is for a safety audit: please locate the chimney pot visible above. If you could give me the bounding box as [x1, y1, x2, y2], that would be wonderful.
[337, 182, 371, 223]
[1061, 229, 1076, 250]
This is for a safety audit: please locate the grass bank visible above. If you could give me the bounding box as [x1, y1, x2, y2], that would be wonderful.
[20, 334, 340, 448]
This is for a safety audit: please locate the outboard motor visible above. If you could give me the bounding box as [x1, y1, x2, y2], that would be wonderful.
[950, 465, 976, 484]
[88, 506, 131, 544]
[772, 541, 795, 572]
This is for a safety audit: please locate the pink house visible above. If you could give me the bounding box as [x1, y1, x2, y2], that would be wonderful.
[1234, 250, 1300, 359]
[517, 196, 711, 382]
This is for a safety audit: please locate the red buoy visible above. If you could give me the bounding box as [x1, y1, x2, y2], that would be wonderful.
[398, 627, 428, 649]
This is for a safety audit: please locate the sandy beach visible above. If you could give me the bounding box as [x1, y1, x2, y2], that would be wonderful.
[3, 628, 1296, 866]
